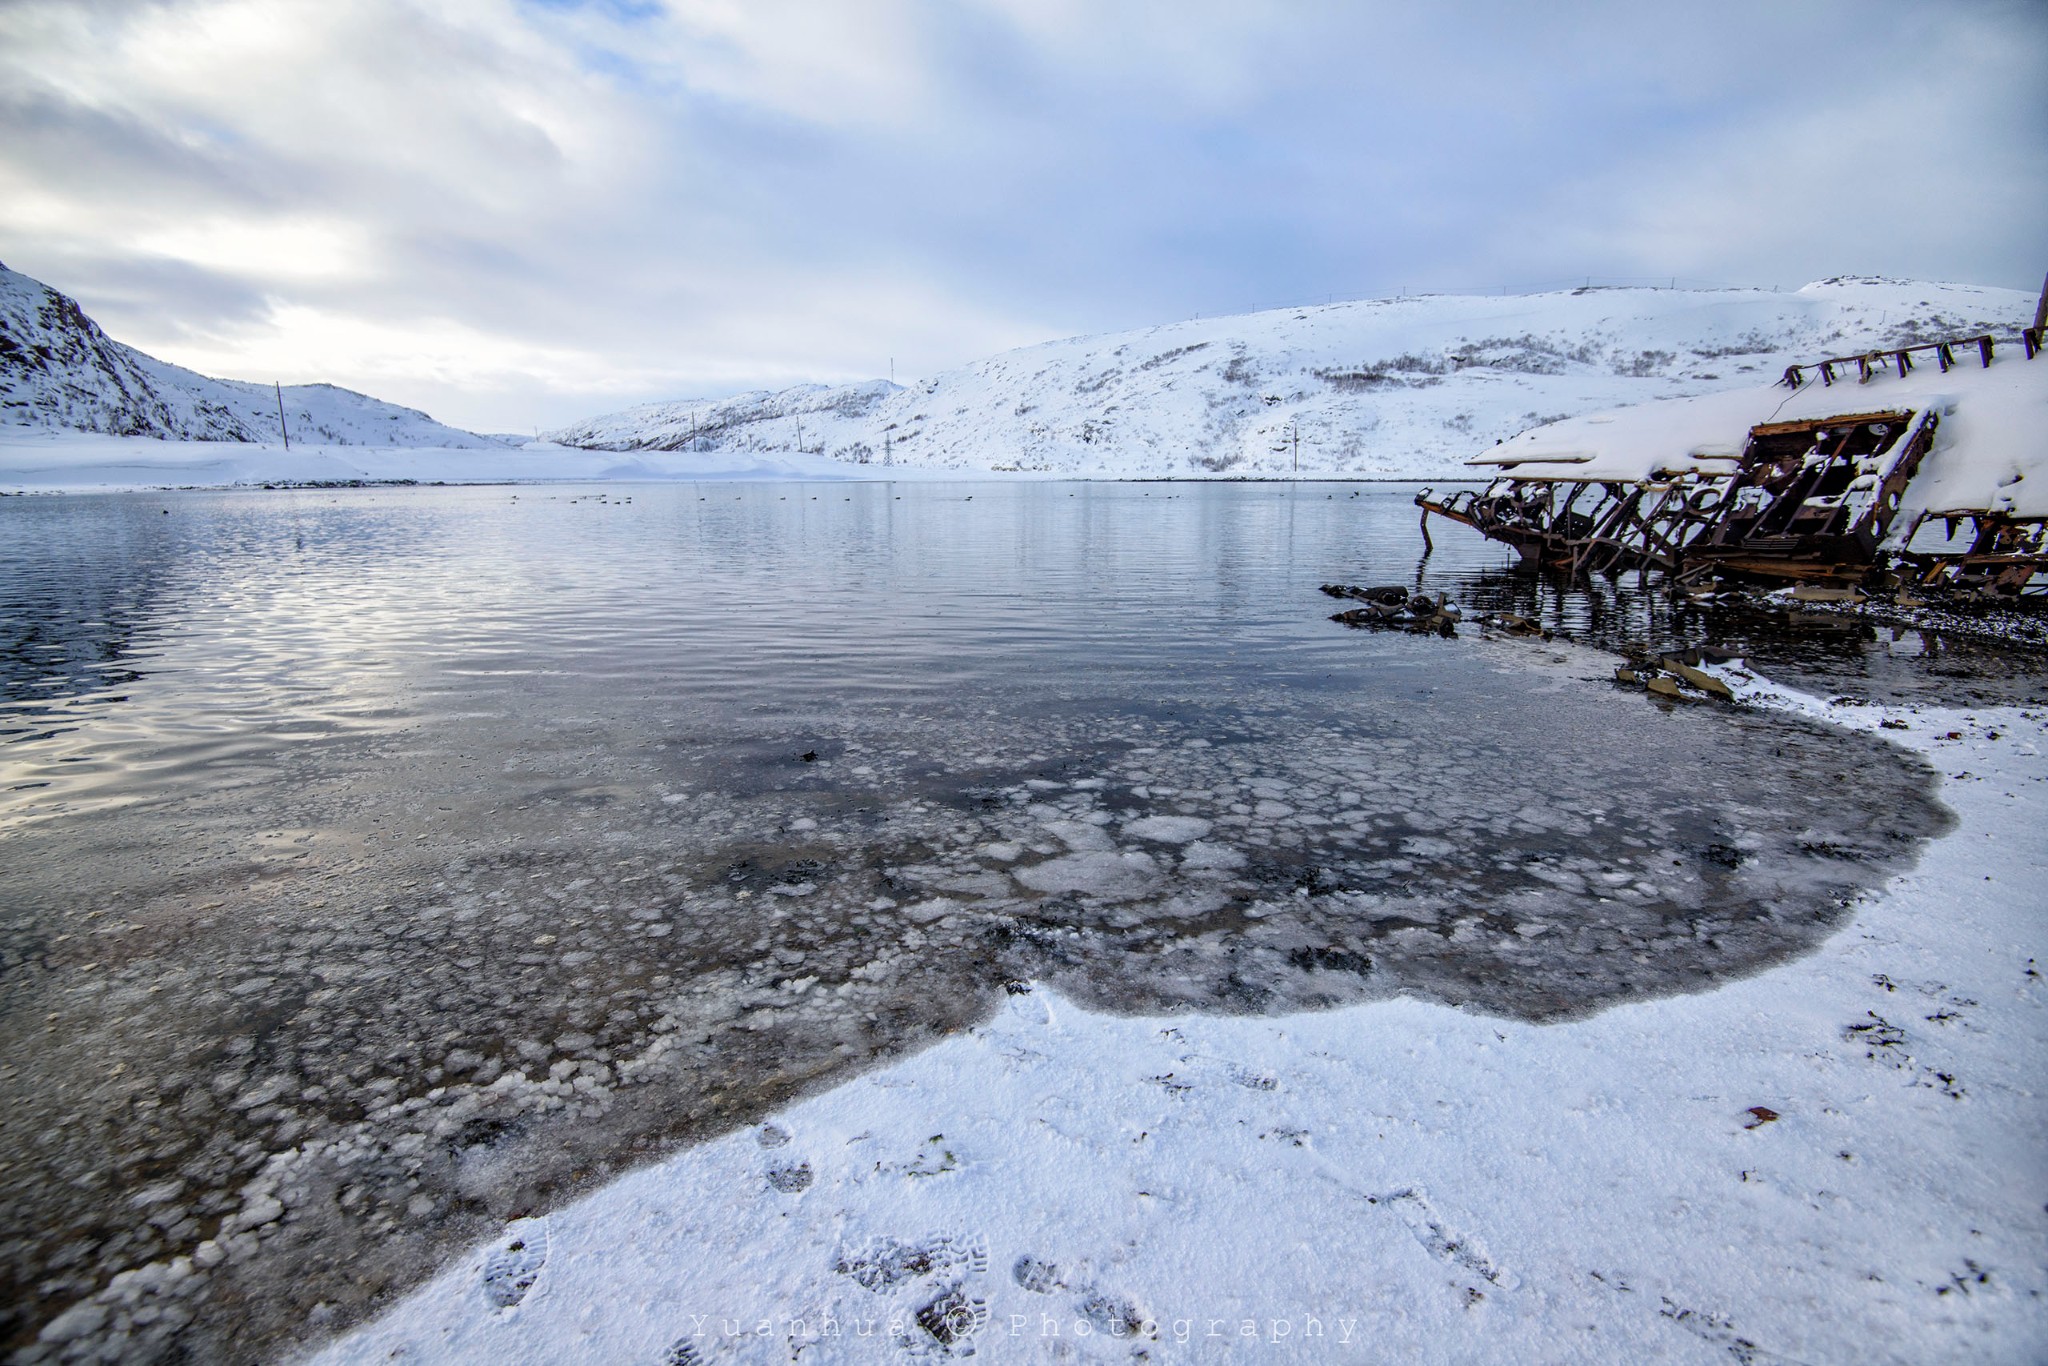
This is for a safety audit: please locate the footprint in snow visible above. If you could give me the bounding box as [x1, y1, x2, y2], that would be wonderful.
[1012, 1255, 1062, 1294]
[480, 1217, 548, 1309]
[1226, 1064, 1278, 1091]
[1375, 1188, 1515, 1293]
[1075, 1288, 1149, 1339]
[835, 1234, 989, 1292]
[916, 1286, 990, 1349]
[765, 1160, 813, 1193]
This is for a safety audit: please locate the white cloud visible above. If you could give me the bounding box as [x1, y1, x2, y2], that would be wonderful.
[2, 0, 2041, 433]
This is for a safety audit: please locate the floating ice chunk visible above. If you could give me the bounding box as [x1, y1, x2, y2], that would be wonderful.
[1014, 850, 1160, 900]
[936, 872, 1012, 898]
[1122, 815, 1213, 844]
[1155, 887, 1232, 918]
[1402, 836, 1456, 858]
[1254, 800, 1295, 819]
[1041, 820, 1115, 852]
[981, 842, 1022, 862]
[1179, 841, 1246, 871]
[903, 898, 957, 923]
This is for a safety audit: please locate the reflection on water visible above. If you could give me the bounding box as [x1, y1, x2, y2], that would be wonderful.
[0, 482, 1953, 1363]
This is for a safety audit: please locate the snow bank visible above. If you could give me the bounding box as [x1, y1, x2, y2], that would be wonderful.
[306, 678, 2047, 1365]
[1478, 348, 2048, 520]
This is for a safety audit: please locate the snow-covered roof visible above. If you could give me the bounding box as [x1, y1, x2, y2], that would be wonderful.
[1471, 349, 2048, 518]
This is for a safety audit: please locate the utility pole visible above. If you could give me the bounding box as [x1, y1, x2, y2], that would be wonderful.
[2033, 269, 2048, 334]
[795, 416, 803, 452]
[275, 382, 290, 450]
[1291, 425, 1299, 473]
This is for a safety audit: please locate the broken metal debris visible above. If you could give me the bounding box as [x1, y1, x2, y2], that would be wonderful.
[1475, 612, 1553, 640]
[1899, 511, 2048, 599]
[1415, 332, 2045, 598]
[1319, 585, 1576, 645]
[1320, 583, 1461, 636]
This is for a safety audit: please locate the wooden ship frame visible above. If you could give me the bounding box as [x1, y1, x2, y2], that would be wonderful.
[1416, 328, 2047, 598]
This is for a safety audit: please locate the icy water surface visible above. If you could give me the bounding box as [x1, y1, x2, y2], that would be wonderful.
[0, 482, 1948, 1362]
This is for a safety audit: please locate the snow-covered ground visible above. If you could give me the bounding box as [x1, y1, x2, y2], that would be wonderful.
[549, 278, 2036, 481]
[306, 666, 2047, 1365]
[0, 263, 497, 447]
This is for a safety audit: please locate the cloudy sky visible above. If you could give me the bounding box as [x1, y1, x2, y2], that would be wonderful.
[2, 0, 2043, 433]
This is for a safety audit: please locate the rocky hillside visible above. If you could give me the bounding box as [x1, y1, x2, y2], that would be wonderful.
[547, 278, 2037, 479]
[0, 263, 500, 447]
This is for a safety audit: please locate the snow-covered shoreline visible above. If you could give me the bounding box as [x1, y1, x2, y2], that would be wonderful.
[0, 432, 982, 493]
[0, 432, 1473, 493]
[303, 669, 2048, 1365]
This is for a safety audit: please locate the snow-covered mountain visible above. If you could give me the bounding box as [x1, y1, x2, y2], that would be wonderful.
[0, 263, 501, 447]
[548, 278, 2036, 479]
[549, 380, 902, 462]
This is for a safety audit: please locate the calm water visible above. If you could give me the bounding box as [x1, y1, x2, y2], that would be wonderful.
[0, 481, 1950, 1362]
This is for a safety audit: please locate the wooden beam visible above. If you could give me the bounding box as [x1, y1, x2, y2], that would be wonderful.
[1747, 410, 1909, 438]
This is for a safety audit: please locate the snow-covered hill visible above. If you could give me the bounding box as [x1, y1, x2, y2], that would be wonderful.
[548, 278, 2036, 479]
[0, 263, 501, 447]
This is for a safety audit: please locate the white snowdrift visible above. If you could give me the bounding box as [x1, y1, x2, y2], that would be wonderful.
[306, 678, 2048, 1366]
[1476, 348, 2048, 520]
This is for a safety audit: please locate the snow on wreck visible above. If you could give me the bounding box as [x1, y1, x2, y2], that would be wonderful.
[1417, 327, 2047, 598]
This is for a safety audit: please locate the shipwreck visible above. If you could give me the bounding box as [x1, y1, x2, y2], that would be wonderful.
[1417, 323, 2047, 598]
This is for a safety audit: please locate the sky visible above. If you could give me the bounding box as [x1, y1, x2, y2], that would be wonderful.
[2, 0, 2044, 434]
